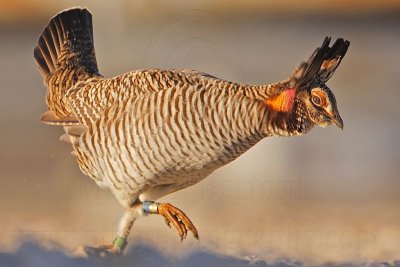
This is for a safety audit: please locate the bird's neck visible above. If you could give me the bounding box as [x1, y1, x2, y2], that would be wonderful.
[287, 98, 315, 135]
[216, 80, 314, 137]
[264, 88, 296, 113]
[255, 87, 314, 136]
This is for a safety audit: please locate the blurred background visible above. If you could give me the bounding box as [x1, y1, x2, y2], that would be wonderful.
[0, 0, 400, 266]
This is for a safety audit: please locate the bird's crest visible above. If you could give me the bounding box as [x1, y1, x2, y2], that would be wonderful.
[290, 37, 350, 90]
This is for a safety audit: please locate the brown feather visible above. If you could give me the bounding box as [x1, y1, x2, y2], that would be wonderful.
[40, 110, 79, 125]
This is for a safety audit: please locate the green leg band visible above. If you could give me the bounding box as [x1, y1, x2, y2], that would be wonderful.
[113, 236, 126, 251]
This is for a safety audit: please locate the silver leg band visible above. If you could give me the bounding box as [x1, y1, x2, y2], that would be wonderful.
[142, 201, 158, 214]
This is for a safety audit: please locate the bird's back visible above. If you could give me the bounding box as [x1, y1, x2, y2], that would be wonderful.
[65, 69, 279, 126]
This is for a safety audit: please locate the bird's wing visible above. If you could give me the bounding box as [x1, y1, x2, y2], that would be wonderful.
[290, 37, 350, 88]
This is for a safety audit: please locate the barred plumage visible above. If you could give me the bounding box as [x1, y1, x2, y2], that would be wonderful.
[34, 8, 349, 255]
[72, 74, 267, 205]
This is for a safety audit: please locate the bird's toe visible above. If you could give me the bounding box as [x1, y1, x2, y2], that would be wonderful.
[157, 203, 199, 241]
[79, 245, 119, 258]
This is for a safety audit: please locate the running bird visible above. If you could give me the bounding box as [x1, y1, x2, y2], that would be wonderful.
[34, 8, 349, 255]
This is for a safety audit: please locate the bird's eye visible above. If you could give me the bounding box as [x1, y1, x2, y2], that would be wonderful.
[312, 95, 321, 105]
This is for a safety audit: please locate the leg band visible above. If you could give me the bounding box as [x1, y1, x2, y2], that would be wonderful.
[113, 235, 126, 251]
[142, 201, 159, 214]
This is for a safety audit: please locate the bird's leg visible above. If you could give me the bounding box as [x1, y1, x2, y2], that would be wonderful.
[99, 210, 137, 254]
[142, 201, 199, 241]
[83, 206, 139, 257]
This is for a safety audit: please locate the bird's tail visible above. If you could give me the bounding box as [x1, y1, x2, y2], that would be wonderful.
[34, 7, 100, 124]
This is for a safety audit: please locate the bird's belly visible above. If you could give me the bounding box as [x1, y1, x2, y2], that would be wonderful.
[155, 160, 218, 187]
[74, 137, 236, 205]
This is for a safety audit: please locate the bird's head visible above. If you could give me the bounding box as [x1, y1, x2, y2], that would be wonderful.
[295, 82, 343, 129]
[286, 37, 349, 133]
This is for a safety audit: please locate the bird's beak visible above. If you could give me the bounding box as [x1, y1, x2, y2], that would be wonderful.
[332, 115, 344, 130]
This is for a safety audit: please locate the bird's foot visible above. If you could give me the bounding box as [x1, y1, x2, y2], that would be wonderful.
[77, 236, 127, 258]
[142, 201, 199, 241]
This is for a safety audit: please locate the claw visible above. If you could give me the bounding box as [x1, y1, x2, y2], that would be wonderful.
[78, 235, 126, 257]
[164, 217, 171, 228]
[81, 244, 120, 258]
[157, 203, 199, 241]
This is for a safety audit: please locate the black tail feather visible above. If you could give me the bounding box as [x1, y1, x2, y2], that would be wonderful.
[34, 7, 99, 81]
[34, 7, 100, 119]
[292, 37, 350, 89]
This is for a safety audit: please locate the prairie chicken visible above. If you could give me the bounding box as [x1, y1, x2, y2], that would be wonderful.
[34, 8, 349, 256]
